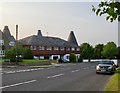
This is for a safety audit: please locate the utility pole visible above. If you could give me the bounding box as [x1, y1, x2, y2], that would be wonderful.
[16, 24, 18, 64]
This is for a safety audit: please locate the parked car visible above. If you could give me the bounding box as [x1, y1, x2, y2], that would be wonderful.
[96, 61, 116, 74]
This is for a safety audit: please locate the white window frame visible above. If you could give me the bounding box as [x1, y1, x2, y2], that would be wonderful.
[0, 40, 4, 46]
[60, 47, 64, 51]
[71, 47, 75, 51]
[9, 42, 15, 46]
[66, 47, 70, 51]
[30, 46, 37, 50]
[46, 47, 52, 50]
[76, 48, 80, 51]
[0, 50, 5, 55]
[54, 47, 59, 51]
[39, 46, 45, 50]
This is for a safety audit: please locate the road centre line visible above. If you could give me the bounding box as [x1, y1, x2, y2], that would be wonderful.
[47, 74, 64, 79]
[3, 68, 45, 74]
[0, 80, 37, 89]
[71, 69, 79, 73]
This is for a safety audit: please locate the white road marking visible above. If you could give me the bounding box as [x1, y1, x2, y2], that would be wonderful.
[83, 68, 86, 69]
[6, 71, 16, 74]
[3, 68, 45, 74]
[0, 80, 36, 89]
[47, 74, 64, 79]
[71, 69, 79, 73]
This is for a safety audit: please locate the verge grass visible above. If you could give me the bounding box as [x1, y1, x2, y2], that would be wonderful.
[104, 67, 120, 92]
[22, 59, 49, 63]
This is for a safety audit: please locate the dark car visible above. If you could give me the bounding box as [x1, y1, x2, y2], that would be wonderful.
[96, 61, 116, 74]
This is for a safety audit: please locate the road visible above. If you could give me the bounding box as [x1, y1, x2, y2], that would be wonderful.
[1, 62, 111, 92]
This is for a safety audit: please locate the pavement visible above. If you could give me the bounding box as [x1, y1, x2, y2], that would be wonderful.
[1, 62, 112, 91]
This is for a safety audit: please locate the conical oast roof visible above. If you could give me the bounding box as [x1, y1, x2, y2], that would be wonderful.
[0, 30, 10, 49]
[3, 26, 15, 42]
[68, 31, 78, 46]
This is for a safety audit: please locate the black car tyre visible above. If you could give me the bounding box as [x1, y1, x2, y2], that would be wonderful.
[96, 71, 99, 74]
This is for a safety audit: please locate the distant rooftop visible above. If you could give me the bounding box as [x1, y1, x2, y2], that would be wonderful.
[19, 30, 79, 48]
[3, 26, 15, 42]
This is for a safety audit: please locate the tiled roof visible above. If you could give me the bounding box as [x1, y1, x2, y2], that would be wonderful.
[19, 30, 79, 48]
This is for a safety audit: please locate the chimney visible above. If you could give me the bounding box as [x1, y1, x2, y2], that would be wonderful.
[37, 30, 42, 36]
[16, 25, 18, 40]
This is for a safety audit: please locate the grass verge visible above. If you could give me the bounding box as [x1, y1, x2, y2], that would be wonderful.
[22, 59, 49, 63]
[104, 67, 120, 92]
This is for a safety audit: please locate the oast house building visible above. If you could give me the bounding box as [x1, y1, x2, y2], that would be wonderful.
[19, 30, 80, 62]
[0, 26, 15, 57]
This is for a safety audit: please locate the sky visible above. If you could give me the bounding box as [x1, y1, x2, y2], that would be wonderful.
[0, 1, 119, 47]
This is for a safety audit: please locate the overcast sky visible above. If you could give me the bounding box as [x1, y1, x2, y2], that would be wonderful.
[0, 1, 118, 46]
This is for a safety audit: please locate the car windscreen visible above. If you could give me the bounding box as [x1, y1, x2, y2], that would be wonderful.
[99, 61, 113, 65]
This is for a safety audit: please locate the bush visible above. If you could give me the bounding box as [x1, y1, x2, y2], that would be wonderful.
[58, 58, 64, 63]
[78, 58, 83, 62]
[70, 53, 76, 63]
[10, 58, 23, 62]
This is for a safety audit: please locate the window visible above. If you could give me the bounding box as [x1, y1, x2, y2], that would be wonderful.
[0, 50, 5, 55]
[76, 48, 80, 51]
[30, 46, 37, 50]
[46, 47, 52, 50]
[9, 42, 15, 46]
[60, 47, 64, 51]
[54, 47, 59, 50]
[66, 47, 70, 51]
[39, 46, 44, 50]
[71, 47, 75, 51]
[0, 40, 4, 46]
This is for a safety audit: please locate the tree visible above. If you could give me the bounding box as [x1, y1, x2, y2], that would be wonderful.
[92, 0, 120, 22]
[69, 53, 76, 62]
[101, 42, 118, 59]
[5, 44, 33, 62]
[80, 43, 94, 62]
[22, 48, 33, 59]
[117, 46, 120, 59]
[94, 44, 104, 59]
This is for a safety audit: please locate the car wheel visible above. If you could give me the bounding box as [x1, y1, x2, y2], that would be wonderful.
[96, 71, 99, 74]
[110, 71, 114, 75]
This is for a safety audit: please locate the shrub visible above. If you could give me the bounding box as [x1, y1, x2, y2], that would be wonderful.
[70, 53, 76, 63]
[10, 58, 23, 62]
[78, 58, 83, 62]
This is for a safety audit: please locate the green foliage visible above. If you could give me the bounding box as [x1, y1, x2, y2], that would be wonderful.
[94, 44, 104, 59]
[22, 48, 33, 59]
[101, 42, 118, 59]
[5, 44, 33, 62]
[80, 43, 94, 62]
[117, 46, 120, 59]
[92, 0, 120, 22]
[70, 53, 76, 62]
